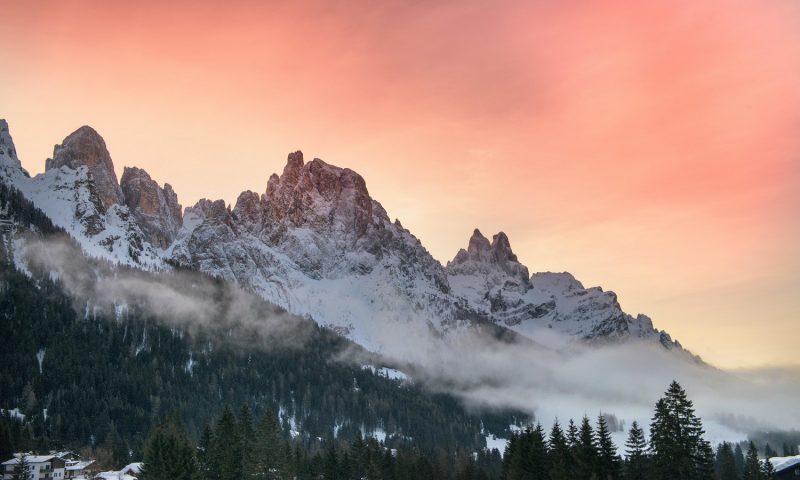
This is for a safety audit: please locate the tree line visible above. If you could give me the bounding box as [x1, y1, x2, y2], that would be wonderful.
[138, 381, 786, 480]
[502, 381, 782, 480]
[139, 404, 504, 480]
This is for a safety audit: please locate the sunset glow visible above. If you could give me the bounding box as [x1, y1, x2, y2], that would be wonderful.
[2, 0, 799, 368]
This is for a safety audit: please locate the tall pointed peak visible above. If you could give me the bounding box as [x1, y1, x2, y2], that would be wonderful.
[467, 228, 491, 254]
[282, 150, 304, 180]
[446, 229, 529, 285]
[46, 125, 123, 210]
[0, 119, 26, 174]
[491, 231, 519, 263]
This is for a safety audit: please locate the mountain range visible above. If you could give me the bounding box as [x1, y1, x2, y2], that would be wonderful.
[0, 119, 687, 360]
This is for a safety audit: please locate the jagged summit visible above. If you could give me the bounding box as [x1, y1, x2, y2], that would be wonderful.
[120, 166, 183, 249]
[263, 151, 375, 238]
[447, 229, 530, 285]
[46, 125, 123, 210]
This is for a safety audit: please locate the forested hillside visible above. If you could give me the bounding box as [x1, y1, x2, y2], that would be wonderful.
[0, 182, 523, 463]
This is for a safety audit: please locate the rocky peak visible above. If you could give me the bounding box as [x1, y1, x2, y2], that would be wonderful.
[489, 232, 529, 282]
[447, 229, 530, 284]
[192, 198, 231, 223]
[120, 166, 183, 249]
[0, 119, 27, 176]
[233, 190, 263, 225]
[467, 228, 492, 257]
[46, 126, 123, 210]
[263, 151, 375, 238]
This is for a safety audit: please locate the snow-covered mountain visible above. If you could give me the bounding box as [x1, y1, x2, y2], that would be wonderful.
[446, 229, 677, 347]
[0, 119, 686, 357]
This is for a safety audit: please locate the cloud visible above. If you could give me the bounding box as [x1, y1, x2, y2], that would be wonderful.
[17, 234, 315, 350]
[356, 310, 800, 440]
[16, 234, 800, 442]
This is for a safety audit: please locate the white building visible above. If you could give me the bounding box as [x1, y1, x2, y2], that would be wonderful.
[93, 463, 140, 480]
[63, 459, 95, 480]
[1, 454, 66, 480]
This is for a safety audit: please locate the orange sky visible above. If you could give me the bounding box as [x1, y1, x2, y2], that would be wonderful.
[2, 0, 799, 368]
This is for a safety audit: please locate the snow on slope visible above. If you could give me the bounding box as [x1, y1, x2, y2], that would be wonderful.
[0, 120, 163, 268]
[445, 229, 681, 349]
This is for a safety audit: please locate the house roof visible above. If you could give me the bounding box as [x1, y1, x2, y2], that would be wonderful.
[66, 460, 96, 470]
[2, 455, 56, 465]
[770, 455, 800, 473]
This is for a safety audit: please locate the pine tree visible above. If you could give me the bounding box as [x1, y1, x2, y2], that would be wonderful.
[11, 453, 31, 480]
[624, 421, 648, 480]
[239, 405, 256, 478]
[575, 415, 598, 479]
[211, 404, 243, 480]
[502, 431, 523, 480]
[649, 381, 713, 480]
[566, 419, 579, 449]
[548, 420, 570, 480]
[528, 423, 549, 480]
[323, 444, 339, 480]
[715, 443, 739, 480]
[196, 424, 214, 480]
[595, 415, 619, 480]
[351, 431, 368, 479]
[761, 455, 775, 480]
[743, 442, 763, 480]
[735, 444, 746, 477]
[250, 408, 287, 480]
[139, 417, 196, 480]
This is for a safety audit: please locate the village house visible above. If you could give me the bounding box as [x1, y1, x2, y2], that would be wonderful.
[1, 454, 65, 480]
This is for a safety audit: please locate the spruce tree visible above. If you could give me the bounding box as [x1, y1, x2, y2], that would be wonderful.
[735, 444, 746, 477]
[649, 381, 713, 480]
[529, 423, 550, 480]
[239, 405, 256, 478]
[743, 442, 763, 480]
[503, 431, 523, 480]
[211, 404, 243, 480]
[715, 443, 739, 480]
[323, 444, 339, 480]
[351, 431, 368, 479]
[548, 420, 570, 480]
[251, 408, 287, 480]
[624, 421, 648, 480]
[196, 424, 213, 480]
[595, 415, 620, 480]
[575, 415, 598, 479]
[139, 417, 196, 480]
[761, 455, 775, 480]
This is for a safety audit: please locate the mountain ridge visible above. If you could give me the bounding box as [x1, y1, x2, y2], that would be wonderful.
[0, 119, 689, 359]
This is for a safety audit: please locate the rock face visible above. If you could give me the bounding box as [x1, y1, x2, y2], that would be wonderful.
[0, 120, 26, 177]
[168, 151, 458, 353]
[46, 126, 124, 211]
[121, 167, 183, 249]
